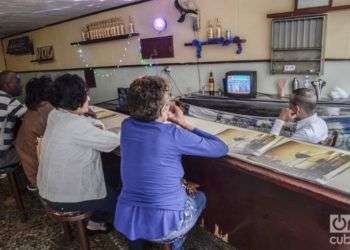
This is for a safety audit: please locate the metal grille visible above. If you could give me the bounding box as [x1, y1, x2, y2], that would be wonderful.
[271, 16, 326, 75]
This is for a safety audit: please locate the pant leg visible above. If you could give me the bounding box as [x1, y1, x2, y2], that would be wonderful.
[129, 239, 145, 250]
[89, 184, 118, 223]
[45, 184, 118, 223]
[0, 148, 19, 168]
[15, 146, 38, 186]
[152, 191, 207, 249]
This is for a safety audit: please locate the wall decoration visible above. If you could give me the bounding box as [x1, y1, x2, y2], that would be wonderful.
[31, 46, 54, 63]
[140, 36, 174, 59]
[174, 0, 200, 31]
[174, 0, 198, 23]
[6, 36, 34, 55]
[84, 68, 96, 88]
[185, 36, 246, 58]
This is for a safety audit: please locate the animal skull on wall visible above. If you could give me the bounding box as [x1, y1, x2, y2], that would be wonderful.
[174, 0, 200, 31]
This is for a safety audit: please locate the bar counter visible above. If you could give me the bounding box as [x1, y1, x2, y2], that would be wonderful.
[96, 106, 350, 250]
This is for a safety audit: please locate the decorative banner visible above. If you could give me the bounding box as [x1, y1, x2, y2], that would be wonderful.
[36, 46, 54, 61]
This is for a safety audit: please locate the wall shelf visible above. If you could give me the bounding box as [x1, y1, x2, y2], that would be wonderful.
[70, 33, 140, 46]
[184, 38, 247, 47]
[184, 37, 246, 58]
[30, 58, 54, 63]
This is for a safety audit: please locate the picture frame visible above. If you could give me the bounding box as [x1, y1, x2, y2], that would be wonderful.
[295, 0, 332, 10]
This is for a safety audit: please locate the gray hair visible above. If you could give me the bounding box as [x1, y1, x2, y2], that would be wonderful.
[291, 88, 317, 114]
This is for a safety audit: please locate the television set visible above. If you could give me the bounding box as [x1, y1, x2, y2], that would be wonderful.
[223, 71, 257, 98]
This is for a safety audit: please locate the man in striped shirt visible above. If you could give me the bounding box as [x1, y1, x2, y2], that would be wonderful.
[0, 71, 27, 169]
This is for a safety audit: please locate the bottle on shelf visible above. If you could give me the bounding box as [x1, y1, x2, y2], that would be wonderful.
[119, 18, 125, 35]
[110, 18, 117, 36]
[225, 29, 232, 40]
[128, 16, 135, 34]
[81, 27, 89, 41]
[106, 19, 112, 37]
[101, 21, 107, 38]
[208, 71, 215, 96]
[96, 22, 102, 39]
[100, 22, 105, 38]
[215, 18, 222, 38]
[102, 21, 108, 38]
[207, 20, 214, 40]
[89, 23, 96, 40]
[116, 17, 121, 36]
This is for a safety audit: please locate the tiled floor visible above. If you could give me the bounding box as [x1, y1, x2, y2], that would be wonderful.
[0, 171, 236, 250]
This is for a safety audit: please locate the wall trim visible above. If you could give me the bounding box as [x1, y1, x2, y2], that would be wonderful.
[2, 0, 154, 39]
[14, 58, 350, 74]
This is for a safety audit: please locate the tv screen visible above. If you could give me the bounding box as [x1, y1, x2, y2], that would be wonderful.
[227, 75, 252, 94]
[224, 71, 257, 98]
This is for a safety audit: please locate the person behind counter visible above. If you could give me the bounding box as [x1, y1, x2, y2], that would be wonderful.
[114, 76, 228, 250]
[271, 88, 328, 144]
[37, 74, 119, 232]
[15, 76, 54, 191]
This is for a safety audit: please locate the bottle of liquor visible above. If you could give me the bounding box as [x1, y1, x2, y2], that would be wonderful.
[208, 72, 215, 96]
[110, 18, 117, 36]
[128, 16, 135, 34]
[81, 27, 89, 41]
[87, 24, 93, 40]
[116, 17, 121, 36]
[106, 20, 112, 38]
[120, 19, 125, 35]
[207, 21, 214, 39]
[96, 22, 102, 39]
[215, 18, 222, 38]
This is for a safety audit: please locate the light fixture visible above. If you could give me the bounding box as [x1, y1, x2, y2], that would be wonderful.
[153, 17, 167, 32]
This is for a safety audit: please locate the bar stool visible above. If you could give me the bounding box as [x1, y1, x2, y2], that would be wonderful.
[0, 162, 27, 221]
[46, 207, 93, 250]
[129, 239, 171, 250]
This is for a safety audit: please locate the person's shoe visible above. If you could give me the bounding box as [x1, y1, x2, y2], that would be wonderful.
[26, 184, 38, 192]
[0, 173, 7, 179]
[86, 220, 112, 235]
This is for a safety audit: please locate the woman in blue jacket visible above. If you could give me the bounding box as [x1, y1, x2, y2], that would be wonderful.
[114, 76, 228, 250]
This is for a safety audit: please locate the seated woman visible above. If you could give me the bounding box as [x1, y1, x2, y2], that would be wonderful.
[37, 74, 119, 231]
[15, 76, 54, 191]
[114, 76, 229, 250]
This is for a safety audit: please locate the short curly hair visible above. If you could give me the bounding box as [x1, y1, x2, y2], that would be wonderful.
[25, 75, 53, 110]
[127, 76, 170, 121]
[51, 74, 88, 111]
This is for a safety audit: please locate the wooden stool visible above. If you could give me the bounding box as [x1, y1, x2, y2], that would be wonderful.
[129, 240, 171, 250]
[0, 163, 26, 221]
[46, 207, 92, 250]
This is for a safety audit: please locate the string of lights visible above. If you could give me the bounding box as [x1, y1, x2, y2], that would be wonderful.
[73, 34, 154, 79]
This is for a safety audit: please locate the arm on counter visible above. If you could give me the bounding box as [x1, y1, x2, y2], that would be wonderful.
[72, 118, 119, 152]
[173, 126, 229, 158]
[271, 119, 284, 136]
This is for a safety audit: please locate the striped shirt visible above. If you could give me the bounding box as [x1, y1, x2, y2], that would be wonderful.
[0, 90, 27, 154]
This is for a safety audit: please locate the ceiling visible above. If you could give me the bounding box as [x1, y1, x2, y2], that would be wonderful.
[0, 0, 142, 38]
